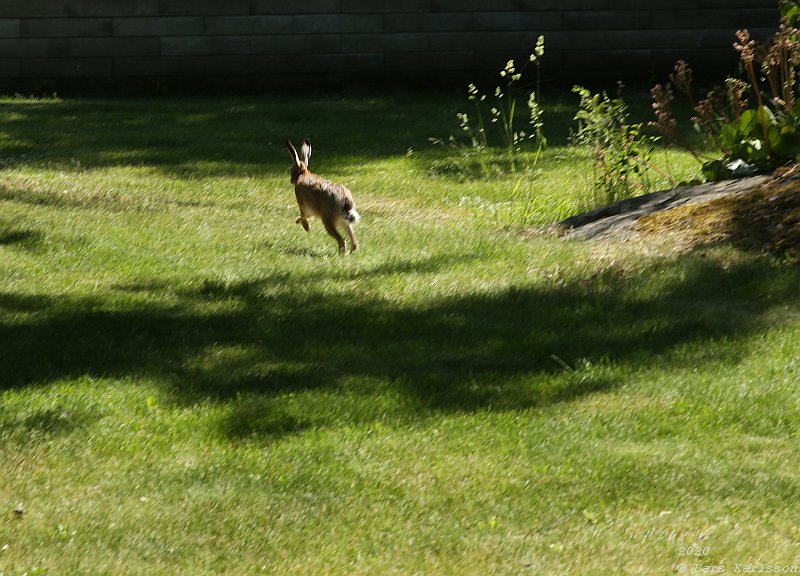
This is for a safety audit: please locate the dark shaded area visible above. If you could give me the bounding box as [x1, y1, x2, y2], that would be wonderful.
[0, 224, 44, 249]
[0, 406, 100, 444]
[728, 171, 800, 263]
[1, 253, 798, 439]
[0, 95, 470, 177]
[0, 92, 682, 185]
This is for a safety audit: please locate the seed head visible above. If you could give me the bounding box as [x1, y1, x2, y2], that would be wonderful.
[734, 29, 756, 64]
[650, 83, 678, 142]
[669, 60, 693, 97]
[725, 78, 749, 118]
[530, 35, 545, 61]
[528, 92, 543, 133]
[691, 91, 718, 142]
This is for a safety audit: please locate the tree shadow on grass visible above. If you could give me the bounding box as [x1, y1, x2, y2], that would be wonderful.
[0, 221, 44, 249]
[0, 228, 43, 247]
[1, 254, 798, 440]
[0, 92, 600, 181]
[0, 95, 467, 177]
[0, 404, 101, 445]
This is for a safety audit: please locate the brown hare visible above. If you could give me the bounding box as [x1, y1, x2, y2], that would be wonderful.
[287, 138, 360, 254]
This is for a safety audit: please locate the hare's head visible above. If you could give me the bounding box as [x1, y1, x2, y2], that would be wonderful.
[286, 138, 312, 184]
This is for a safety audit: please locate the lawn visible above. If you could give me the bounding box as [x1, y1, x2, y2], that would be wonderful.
[1, 92, 799, 575]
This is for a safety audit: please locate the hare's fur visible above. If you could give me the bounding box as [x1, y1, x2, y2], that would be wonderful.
[287, 139, 360, 254]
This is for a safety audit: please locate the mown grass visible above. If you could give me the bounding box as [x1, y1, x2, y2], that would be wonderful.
[1, 93, 799, 575]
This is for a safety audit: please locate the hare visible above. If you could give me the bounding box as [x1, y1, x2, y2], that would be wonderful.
[286, 138, 360, 254]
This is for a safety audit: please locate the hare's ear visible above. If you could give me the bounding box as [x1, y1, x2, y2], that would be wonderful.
[286, 140, 301, 167]
[300, 138, 312, 165]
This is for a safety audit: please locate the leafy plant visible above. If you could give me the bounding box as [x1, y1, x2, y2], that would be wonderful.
[571, 85, 659, 205]
[780, 0, 800, 26]
[651, 3, 800, 181]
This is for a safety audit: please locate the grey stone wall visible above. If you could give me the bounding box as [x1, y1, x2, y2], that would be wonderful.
[0, 1, 778, 93]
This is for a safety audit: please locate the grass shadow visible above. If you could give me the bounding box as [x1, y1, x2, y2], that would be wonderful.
[219, 400, 314, 440]
[0, 95, 466, 177]
[1, 253, 798, 440]
[0, 149, 40, 169]
[0, 224, 44, 249]
[0, 292, 53, 312]
[0, 402, 101, 446]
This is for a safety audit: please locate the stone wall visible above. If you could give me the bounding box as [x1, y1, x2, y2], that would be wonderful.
[0, 0, 778, 93]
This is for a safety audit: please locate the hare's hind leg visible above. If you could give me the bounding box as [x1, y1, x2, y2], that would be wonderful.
[322, 220, 346, 254]
[345, 223, 359, 253]
[296, 215, 309, 231]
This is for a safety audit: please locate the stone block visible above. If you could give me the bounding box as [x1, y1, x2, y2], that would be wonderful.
[0, 1, 68, 17]
[69, 37, 160, 57]
[250, 33, 347, 55]
[161, 36, 251, 56]
[159, 0, 250, 16]
[292, 14, 382, 34]
[204, 15, 293, 35]
[113, 17, 203, 37]
[64, 0, 160, 17]
[383, 12, 472, 32]
[474, 11, 563, 31]
[0, 20, 21, 38]
[341, 0, 429, 12]
[0, 38, 68, 58]
[113, 56, 205, 76]
[250, 0, 341, 14]
[21, 18, 113, 38]
[21, 57, 112, 77]
[384, 50, 474, 71]
[0, 59, 21, 77]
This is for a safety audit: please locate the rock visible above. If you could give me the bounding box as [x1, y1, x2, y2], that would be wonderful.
[557, 174, 773, 241]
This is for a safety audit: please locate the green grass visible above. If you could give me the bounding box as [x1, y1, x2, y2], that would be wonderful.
[1, 93, 799, 575]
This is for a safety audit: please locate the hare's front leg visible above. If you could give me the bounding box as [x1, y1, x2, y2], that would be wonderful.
[295, 205, 310, 231]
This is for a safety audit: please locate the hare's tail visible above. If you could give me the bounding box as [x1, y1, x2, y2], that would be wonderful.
[344, 208, 360, 224]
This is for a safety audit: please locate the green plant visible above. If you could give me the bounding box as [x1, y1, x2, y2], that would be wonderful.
[431, 36, 546, 181]
[571, 85, 659, 205]
[651, 3, 800, 181]
[430, 37, 548, 225]
[781, 0, 800, 25]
